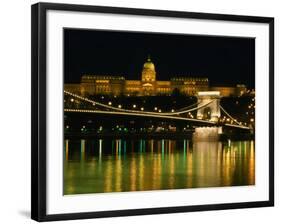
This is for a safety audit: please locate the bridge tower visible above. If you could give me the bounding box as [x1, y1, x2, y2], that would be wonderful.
[196, 91, 221, 123]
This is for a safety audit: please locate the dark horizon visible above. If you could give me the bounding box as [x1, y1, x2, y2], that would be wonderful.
[64, 28, 255, 88]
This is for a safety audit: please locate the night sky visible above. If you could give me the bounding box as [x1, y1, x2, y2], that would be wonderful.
[64, 29, 255, 88]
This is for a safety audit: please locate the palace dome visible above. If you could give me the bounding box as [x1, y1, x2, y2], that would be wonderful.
[141, 55, 156, 82]
[143, 56, 155, 71]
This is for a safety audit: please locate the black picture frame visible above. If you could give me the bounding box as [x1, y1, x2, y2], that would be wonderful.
[31, 2, 274, 222]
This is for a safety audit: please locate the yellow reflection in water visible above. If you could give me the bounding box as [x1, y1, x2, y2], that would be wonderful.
[65, 139, 69, 161]
[222, 147, 232, 186]
[104, 160, 113, 192]
[152, 153, 162, 189]
[150, 139, 154, 153]
[186, 148, 193, 188]
[130, 156, 137, 191]
[216, 144, 222, 180]
[168, 140, 175, 189]
[139, 154, 144, 190]
[249, 141, 255, 185]
[115, 156, 122, 192]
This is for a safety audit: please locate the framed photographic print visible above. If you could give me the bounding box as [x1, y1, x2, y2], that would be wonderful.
[31, 2, 274, 222]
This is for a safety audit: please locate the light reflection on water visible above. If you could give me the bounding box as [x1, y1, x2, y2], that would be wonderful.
[64, 139, 255, 195]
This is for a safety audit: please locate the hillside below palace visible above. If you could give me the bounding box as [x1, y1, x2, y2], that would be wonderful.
[64, 56, 247, 97]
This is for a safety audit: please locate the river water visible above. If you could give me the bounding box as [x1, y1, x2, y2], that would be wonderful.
[64, 139, 255, 195]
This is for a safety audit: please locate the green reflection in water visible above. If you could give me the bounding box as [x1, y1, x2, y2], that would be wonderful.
[64, 139, 255, 195]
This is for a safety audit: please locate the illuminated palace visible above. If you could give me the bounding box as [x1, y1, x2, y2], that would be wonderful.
[65, 56, 247, 97]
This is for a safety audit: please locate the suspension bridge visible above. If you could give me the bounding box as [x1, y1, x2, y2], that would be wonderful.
[64, 90, 250, 131]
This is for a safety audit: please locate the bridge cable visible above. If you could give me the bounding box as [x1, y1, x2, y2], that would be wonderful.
[64, 90, 215, 116]
[219, 105, 243, 126]
[64, 108, 216, 124]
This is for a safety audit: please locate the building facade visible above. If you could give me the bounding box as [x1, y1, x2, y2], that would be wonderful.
[64, 56, 246, 97]
[210, 84, 248, 97]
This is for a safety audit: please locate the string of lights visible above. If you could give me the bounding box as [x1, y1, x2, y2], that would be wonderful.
[64, 90, 250, 130]
[64, 90, 215, 116]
